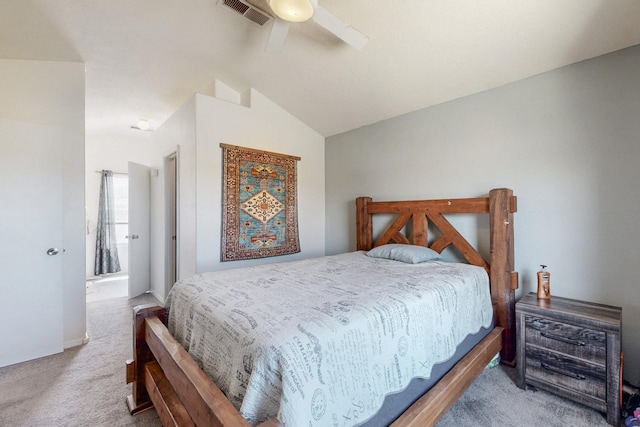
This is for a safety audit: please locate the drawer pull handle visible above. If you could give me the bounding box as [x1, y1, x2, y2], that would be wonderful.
[540, 331, 586, 346]
[541, 362, 586, 380]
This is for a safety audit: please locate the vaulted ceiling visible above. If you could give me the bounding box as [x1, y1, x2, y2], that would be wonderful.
[2, 0, 640, 138]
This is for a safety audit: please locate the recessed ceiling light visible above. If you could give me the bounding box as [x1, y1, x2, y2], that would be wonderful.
[131, 119, 152, 131]
[137, 119, 150, 131]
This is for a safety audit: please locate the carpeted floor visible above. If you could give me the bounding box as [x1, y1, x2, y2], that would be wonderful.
[436, 364, 614, 426]
[0, 294, 161, 427]
[0, 294, 616, 427]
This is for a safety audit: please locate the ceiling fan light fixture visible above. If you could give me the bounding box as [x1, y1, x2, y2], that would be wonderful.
[269, 0, 313, 23]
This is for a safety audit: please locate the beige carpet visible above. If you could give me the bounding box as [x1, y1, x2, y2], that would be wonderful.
[436, 364, 614, 426]
[0, 294, 161, 427]
[0, 293, 615, 427]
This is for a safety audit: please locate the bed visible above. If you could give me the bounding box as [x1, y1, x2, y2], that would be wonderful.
[126, 188, 517, 427]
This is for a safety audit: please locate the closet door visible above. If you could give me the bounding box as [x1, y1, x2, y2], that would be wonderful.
[0, 118, 63, 367]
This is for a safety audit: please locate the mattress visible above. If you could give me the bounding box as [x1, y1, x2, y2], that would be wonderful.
[165, 251, 494, 426]
[359, 324, 493, 426]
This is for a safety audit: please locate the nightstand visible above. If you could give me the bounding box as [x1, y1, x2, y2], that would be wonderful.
[516, 292, 622, 425]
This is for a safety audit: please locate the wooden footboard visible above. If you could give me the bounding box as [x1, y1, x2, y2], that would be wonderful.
[126, 304, 283, 427]
[127, 303, 502, 427]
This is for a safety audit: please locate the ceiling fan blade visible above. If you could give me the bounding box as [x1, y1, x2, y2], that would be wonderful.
[311, 5, 369, 49]
[265, 17, 290, 54]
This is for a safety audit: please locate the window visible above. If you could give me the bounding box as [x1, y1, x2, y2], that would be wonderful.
[112, 174, 129, 245]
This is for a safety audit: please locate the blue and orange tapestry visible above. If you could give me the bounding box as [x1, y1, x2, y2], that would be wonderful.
[221, 144, 301, 261]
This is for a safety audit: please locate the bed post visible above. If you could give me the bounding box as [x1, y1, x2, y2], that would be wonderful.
[488, 188, 517, 367]
[126, 304, 165, 415]
[356, 196, 373, 250]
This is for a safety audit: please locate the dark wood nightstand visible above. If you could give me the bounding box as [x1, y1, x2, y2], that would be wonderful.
[516, 292, 622, 425]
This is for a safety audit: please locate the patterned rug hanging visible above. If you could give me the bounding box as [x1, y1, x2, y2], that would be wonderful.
[221, 144, 301, 261]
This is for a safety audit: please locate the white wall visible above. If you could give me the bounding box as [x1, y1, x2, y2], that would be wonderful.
[325, 45, 640, 383]
[0, 59, 86, 348]
[195, 89, 326, 273]
[149, 96, 196, 301]
[149, 84, 325, 301]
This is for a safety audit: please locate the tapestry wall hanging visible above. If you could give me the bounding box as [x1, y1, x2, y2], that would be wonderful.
[221, 143, 301, 261]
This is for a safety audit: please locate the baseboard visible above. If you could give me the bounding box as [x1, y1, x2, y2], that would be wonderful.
[64, 337, 87, 349]
[149, 289, 165, 305]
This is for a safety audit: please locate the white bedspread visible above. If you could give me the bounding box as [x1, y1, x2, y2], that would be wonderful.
[165, 251, 493, 426]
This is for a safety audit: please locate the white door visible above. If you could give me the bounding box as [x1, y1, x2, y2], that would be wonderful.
[128, 161, 150, 298]
[0, 119, 63, 367]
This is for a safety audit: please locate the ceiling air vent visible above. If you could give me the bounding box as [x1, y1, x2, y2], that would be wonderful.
[220, 0, 272, 26]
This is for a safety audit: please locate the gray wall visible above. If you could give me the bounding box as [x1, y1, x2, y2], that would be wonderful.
[326, 45, 640, 383]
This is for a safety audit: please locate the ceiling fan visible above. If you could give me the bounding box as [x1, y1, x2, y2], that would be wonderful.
[253, 0, 369, 54]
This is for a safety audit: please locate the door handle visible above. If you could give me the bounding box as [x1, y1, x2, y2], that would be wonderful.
[47, 248, 59, 256]
[130, 235, 139, 240]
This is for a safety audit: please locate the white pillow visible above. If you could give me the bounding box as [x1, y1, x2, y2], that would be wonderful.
[366, 244, 442, 264]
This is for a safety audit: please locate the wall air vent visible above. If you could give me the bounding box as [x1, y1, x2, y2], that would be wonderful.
[220, 0, 272, 26]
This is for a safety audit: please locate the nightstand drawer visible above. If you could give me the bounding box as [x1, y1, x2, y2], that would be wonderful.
[525, 344, 606, 400]
[524, 315, 606, 365]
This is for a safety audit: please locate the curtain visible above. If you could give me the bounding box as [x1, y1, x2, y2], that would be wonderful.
[94, 170, 121, 275]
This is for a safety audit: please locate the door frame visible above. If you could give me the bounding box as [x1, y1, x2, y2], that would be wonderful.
[163, 146, 180, 299]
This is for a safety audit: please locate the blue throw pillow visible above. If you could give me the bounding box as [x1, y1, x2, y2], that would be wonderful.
[367, 244, 442, 264]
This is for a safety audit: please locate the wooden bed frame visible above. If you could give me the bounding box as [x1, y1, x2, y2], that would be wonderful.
[126, 187, 517, 427]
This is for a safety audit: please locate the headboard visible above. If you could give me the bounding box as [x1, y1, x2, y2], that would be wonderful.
[355, 188, 518, 366]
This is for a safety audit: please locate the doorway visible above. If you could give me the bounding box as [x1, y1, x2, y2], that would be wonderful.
[85, 150, 179, 303]
[86, 171, 129, 302]
[164, 149, 179, 297]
